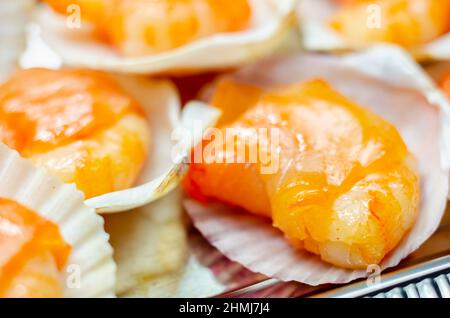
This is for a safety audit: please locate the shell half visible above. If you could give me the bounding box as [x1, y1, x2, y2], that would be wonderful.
[84, 81, 221, 213]
[0, 143, 116, 297]
[35, 0, 297, 74]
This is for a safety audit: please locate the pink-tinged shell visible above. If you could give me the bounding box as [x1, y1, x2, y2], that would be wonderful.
[185, 47, 450, 285]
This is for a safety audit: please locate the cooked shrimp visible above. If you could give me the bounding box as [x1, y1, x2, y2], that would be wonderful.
[0, 198, 70, 297]
[0, 68, 150, 199]
[330, 0, 450, 47]
[43, 0, 252, 57]
[184, 79, 419, 269]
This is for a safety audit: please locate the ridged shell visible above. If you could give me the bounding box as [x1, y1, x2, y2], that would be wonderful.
[184, 46, 450, 285]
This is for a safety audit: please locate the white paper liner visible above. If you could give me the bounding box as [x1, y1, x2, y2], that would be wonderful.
[18, 29, 221, 213]
[297, 0, 450, 61]
[184, 46, 450, 285]
[34, 0, 296, 74]
[0, 142, 116, 297]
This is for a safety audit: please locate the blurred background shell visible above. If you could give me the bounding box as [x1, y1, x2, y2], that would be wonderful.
[0, 0, 34, 82]
[35, 0, 298, 74]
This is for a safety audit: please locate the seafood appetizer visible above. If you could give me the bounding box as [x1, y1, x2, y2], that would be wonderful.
[36, 0, 296, 73]
[298, 0, 450, 60]
[0, 198, 70, 297]
[0, 68, 151, 199]
[330, 0, 450, 47]
[0, 143, 115, 297]
[44, 0, 252, 57]
[0, 67, 219, 212]
[184, 48, 449, 285]
[104, 189, 189, 296]
[184, 79, 420, 269]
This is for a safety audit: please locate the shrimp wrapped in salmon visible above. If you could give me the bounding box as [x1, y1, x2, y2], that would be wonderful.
[329, 0, 450, 47]
[184, 79, 419, 269]
[0, 68, 151, 199]
[43, 0, 251, 57]
[0, 198, 71, 298]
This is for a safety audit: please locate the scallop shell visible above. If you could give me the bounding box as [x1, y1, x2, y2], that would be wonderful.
[297, 0, 450, 61]
[0, 142, 116, 297]
[34, 0, 296, 74]
[19, 27, 221, 214]
[184, 46, 450, 285]
[84, 78, 221, 213]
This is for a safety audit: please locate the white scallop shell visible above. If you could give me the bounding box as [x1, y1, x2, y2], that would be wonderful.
[0, 143, 116, 297]
[297, 0, 450, 61]
[34, 0, 296, 74]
